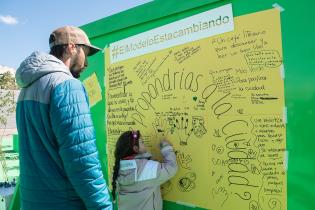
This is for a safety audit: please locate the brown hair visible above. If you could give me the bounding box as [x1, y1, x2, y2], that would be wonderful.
[111, 130, 140, 202]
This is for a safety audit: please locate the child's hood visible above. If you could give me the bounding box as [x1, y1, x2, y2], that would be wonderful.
[117, 152, 153, 186]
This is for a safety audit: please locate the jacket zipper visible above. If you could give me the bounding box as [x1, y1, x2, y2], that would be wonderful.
[153, 192, 155, 210]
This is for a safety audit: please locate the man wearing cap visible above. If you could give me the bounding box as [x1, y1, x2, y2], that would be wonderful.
[15, 26, 112, 210]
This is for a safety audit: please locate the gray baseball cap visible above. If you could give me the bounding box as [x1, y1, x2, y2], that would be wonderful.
[49, 26, 101, 56]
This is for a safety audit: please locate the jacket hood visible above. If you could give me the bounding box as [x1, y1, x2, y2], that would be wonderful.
[117, 152, 152, 186]
[15, 51, 72, 88]
[117, 168, 137, 186]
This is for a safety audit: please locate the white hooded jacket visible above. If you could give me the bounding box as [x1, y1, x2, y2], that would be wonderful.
[117, 144, 177, 210]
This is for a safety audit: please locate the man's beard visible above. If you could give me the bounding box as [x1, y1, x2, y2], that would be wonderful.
[69, 54, 82, 79]
[70, 69, 80, 78]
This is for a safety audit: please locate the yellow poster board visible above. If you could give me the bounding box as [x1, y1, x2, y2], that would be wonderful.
[83, 72, 102, 107]
[105, 9, 286, 210]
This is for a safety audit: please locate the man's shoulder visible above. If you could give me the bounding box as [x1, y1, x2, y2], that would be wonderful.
[51, 77, 84, 95]
[35, 70, 75, 94]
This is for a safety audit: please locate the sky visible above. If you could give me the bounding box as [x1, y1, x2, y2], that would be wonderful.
[0, 0, 152, 70]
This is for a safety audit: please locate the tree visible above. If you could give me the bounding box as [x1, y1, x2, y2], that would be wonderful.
[0, 71, 17, 128]
[0, 71, 18, 181]
[0, 71, 18, 90]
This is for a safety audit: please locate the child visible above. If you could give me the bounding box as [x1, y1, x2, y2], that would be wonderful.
[112, 130, 178, 210]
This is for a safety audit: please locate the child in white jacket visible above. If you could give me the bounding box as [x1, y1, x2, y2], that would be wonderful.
[111, 130, 178, 210]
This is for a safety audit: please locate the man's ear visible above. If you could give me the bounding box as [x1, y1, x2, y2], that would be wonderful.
[66, 43, 76, 56]
[133, 145, 139, 153]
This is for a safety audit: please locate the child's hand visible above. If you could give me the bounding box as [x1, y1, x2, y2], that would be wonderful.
[160, 139, 172, 148]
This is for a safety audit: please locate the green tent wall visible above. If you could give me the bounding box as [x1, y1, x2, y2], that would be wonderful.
[79, 0, 315, 209]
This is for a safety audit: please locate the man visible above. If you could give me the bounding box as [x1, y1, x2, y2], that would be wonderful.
[15, 26, 112, 210]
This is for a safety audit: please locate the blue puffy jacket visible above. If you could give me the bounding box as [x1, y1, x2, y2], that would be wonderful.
[15, 51, 112, 210]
